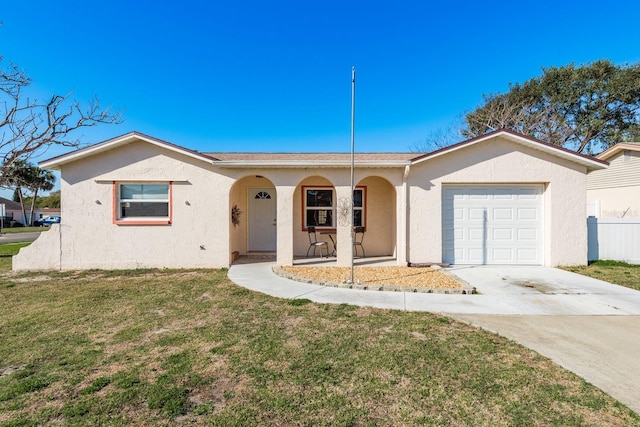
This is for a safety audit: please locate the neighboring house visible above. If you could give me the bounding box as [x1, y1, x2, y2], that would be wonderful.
[14, 129, 606, 270]
[587, 142, 640, 218]
[0, 197, 60, 225]
[0, 197, 24, 224]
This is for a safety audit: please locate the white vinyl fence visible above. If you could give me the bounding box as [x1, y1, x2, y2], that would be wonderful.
[587, 217, 640, 264]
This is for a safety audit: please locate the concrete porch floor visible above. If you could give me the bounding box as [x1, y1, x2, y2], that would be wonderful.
[234, 254, 398, 267]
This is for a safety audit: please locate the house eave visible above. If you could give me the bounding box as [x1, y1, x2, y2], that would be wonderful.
[213, 160, 411, 168]
[39, 132, 216, 170]
[595, 142, 640, 161]
[410, 130, 608, 171]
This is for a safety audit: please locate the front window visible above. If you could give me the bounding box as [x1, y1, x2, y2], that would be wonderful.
[115, 182, 171, 224]
[303, 186, 365, 229]
[305, 188, 334, 228]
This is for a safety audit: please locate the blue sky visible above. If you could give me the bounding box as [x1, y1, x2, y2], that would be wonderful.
[2, 0, 640, 189]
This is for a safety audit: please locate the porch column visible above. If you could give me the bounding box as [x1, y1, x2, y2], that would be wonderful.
[335, 185, 353, 267]
[276, 185, 295, 266]
[396, 165, 410, 265]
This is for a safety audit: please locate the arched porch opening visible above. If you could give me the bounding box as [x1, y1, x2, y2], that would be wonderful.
[293, 175, 336, 258]
[229, 175, 277, 262]
[355, 175, 397, 257]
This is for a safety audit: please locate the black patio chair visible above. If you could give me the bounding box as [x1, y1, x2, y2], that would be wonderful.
[306, 226, 329, 258]
[353, 226, 365, 258]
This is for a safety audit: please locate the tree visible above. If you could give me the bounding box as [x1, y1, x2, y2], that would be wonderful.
[463, 60, 640, 154]
[5, 160, 55, 225]
[26, 167, 55, 225]
[36, 190, 60, 209]
[0, 57, 122, 183]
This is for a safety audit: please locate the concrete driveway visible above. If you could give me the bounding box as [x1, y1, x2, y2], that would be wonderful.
[447, 266, 640, 415]
[228, 262, 640, 414]
[446, 266, 640, 315]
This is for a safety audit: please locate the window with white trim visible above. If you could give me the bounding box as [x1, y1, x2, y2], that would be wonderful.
[303, 187, 365, 229]
[117, 183, 170, 222]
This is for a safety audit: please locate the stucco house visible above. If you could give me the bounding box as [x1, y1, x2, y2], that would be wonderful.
[587, 142, 640, 218]
[13, 129, 607, 270]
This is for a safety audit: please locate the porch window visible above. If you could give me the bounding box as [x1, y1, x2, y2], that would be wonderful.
[303, 187, 365, 229]
[115, 182, 172, 225]
[353, 189, 364, 227]
[305, 188, 334, 228]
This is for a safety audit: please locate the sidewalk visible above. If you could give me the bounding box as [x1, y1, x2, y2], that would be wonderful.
[228, 260, 640, 315]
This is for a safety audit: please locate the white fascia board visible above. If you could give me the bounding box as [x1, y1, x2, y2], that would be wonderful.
[213, 160, 411, 168]
[596, 142, 640, 160]
[411, 131, 607, 171]
[39, 133, 215, 170]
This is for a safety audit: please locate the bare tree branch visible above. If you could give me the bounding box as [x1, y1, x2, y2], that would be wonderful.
[0, 57, 122, 182]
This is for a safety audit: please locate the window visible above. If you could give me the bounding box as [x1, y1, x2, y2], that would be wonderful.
[115, 182, 171, 224]
[353, 189, 364, 227]
[305, 188, 334, 228]
[303, 186, 365, 229]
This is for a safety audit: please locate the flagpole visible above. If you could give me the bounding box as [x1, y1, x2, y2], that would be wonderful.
[350, 67, 355, 285]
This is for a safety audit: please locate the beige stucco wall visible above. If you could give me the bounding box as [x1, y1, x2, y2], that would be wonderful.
[407, 137, 589, 266]
[13, 224, 62, 270]
[18, 141, 237, 270]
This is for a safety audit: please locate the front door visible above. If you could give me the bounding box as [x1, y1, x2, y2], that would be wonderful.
[248, 188, 277, 252]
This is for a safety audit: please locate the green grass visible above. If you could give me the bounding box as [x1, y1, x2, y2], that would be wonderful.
[0, 269, 637, 426]
[563, 260, 640, 291]
[0, 227, 48, 234]
[0, 243, 31, 272]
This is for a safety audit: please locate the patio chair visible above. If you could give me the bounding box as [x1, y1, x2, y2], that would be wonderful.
[353, 226, 365, 258]
[306, 226, 329, 258]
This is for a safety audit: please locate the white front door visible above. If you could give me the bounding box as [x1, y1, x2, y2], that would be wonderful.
[442, 185, 544, 265]
[248, 188, 277, 252]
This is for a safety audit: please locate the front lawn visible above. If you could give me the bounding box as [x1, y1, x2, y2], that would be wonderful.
[0, 242, 30, 272]
[563, 260, 640, 291]
[0, 269, 637, 426]
[1, 226, 49, 234]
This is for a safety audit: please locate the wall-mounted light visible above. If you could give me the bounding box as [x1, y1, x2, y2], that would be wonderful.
[200, 245, 206, 250]
[185, 201, 191, 206]
[95, 200, 102, 205]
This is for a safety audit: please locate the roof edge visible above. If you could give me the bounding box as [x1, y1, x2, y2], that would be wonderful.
[595, 142, 640, 160]
[39, 132, 217, 170]
[410, 129, 608, 170]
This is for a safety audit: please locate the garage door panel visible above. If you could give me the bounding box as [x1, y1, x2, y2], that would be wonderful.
[492, 248, 514, 262]
[493, 208, 513, 220]
[468, 228, 484, 240]
[469, 208, 485, 220]
[516, 248, 539, 262]
[517, 208, 538, 220]
[468, 248, 485, 262]
[442, 185, 543, 265]
[517, 228, 538, 240]
[493, 228, 513, 240]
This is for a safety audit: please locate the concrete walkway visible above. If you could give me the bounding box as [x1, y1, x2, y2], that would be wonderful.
[228, 261, 640, 414]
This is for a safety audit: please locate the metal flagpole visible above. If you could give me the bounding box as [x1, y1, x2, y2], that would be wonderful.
[350, 67, 355, 285]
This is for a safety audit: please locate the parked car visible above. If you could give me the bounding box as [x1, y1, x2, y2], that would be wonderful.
[40, 216, 61, 226]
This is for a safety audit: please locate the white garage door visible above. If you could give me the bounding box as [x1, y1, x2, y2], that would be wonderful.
[442, 185, 544, 265]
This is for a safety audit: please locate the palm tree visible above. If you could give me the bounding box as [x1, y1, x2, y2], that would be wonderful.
[5, 161, 55, 226]
[26, 167, 55, 226]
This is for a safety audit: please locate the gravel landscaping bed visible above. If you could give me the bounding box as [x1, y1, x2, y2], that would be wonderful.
[276, 265, 475, 294]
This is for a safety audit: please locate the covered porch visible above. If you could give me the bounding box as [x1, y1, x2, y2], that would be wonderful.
[228, 168, 407, 267]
